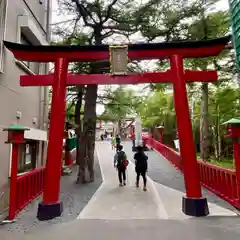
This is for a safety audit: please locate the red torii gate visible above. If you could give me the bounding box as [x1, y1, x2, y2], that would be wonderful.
[4, 36, 230, 220]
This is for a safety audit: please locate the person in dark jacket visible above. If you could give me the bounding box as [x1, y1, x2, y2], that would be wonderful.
[134, 146, 148, 191]
[114, 145, 128, 186]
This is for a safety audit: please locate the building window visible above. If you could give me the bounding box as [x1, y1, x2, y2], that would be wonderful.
[0, 0, 7, 73]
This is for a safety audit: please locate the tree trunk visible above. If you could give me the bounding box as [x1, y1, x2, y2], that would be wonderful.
[118, 119, 124, 138]
[213, 126, 218, 160]
[79, 84, 98, 183]
[200, 83, 210, 161]
[213, 104, 220, 161]
[74, 87, 85, 183]
[77, 29, 102, 183]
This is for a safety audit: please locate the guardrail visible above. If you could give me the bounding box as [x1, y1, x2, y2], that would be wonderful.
[198, 161, 239, 208]
[9, 167, 44, 220]
[147, 137, 183, 172]
[147, 137, 240, 209]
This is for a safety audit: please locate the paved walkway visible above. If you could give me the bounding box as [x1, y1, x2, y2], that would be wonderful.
[78, 141, 167, 219]
[77, 141, 237, 220]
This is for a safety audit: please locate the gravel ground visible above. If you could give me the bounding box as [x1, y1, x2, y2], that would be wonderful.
[0, 154, 102, 234]
[122, 141, 238, 212]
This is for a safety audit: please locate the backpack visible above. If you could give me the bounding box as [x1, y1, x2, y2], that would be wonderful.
[117, 151, 127, 168]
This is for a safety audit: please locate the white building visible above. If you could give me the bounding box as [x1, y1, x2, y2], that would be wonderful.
[0, 0, 51, 216]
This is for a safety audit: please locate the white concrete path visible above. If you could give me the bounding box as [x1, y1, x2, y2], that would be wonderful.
[147, 147, 238, 219]
[78, 141, 168, 219]
[153, 182, 238, 220]
[78, 141, 237, 220]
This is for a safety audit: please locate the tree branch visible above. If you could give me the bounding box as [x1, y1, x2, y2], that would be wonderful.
[103, 0, 118, 23]
[71, 0, 96, 26]
[102, 22, 137, 32]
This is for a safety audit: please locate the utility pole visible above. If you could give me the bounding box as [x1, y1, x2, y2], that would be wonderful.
[42, 0, 52, 162]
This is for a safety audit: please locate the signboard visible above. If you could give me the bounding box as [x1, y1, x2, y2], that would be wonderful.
[109, 45, 128, 75]
[25, 144, 31, 164]
[229, 0, 240, 68]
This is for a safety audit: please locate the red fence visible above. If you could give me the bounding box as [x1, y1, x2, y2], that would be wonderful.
[198, 161, 239, 208]
[147, 137, 183, 172]
[9, 167, 45, 219]
[147, 137, 240, 209]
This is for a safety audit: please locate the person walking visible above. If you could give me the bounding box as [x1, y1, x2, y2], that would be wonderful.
[114, 145, 128, 186]
[115, 134, 121, 151]
[111, 135, 116, 150]
[134, 146, 148, 191]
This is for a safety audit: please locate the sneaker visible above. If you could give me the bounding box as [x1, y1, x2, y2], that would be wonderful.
[119, 183, 123, 187]
[136, 182, 139, 188]
[123, 181, 126, 186]
[143, 186, 147, 191]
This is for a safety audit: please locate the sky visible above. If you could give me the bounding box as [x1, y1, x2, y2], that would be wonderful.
[50, 0, 231, 115]
[51, 0, 230, 23]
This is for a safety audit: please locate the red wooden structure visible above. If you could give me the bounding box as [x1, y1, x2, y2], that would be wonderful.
[223, 118, 240, 201]
[4, 36, 230, 220]
[3, 125, 45, 220]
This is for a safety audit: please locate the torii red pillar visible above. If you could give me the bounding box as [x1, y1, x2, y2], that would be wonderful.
[171, 55, 208, 216]
[37, 58, 68, 220]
